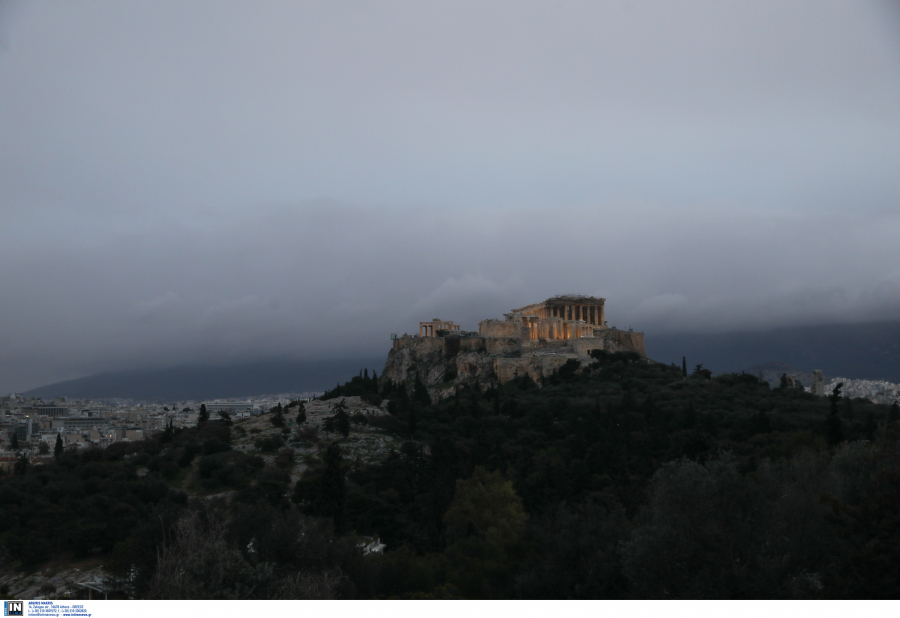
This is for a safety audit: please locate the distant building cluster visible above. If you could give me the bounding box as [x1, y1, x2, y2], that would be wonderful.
[821, 378, 900, 404]
[0, 391, 322, 459]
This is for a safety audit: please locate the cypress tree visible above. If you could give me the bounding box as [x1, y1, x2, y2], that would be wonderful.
[336, 406, 350, 438]
[827, 383, 844, 447]
[54, 432, 64, 459]
[682, 357, 687, 378]
[14, 453, 28, 476]
[321, 443, 346, 534]
[161, 417, 175, 443]
[889, 402, 900, 424]
[271, 405, 285, 428]
[296, 402, 307, 424]
[11, 432, 19, 450]
[198, 403, 209, 424]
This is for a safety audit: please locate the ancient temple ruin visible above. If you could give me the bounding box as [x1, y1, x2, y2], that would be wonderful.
[382, 295, 646, 400]
[419, 319, 460, 338]
[480, 295, 607, 341]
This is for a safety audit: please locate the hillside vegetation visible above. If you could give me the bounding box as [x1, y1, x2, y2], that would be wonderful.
[3, 352, 900, 599]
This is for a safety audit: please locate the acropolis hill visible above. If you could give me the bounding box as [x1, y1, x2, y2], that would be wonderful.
[381, 295, 646, 401]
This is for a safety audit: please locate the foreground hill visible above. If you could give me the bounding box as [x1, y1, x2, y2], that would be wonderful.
[3, 353, 900, 599]
[22, 358, 384, 401]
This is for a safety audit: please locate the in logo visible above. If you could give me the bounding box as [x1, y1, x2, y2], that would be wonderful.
[3, 601, 23, 617]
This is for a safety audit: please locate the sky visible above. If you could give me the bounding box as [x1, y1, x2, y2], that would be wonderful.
[2, 0, 900, 392]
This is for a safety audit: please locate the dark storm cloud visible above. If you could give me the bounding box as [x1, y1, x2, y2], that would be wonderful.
[1, 1, 899, 391]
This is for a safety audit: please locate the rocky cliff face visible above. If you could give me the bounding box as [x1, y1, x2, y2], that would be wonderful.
[380, 328, 646, 402]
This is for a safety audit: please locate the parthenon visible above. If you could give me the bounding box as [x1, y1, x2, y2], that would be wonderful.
[513, 295, 606, 340]
[479, 295, 607, 341]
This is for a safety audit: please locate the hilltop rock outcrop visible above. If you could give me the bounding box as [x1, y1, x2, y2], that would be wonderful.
[381, 321, 646, 402]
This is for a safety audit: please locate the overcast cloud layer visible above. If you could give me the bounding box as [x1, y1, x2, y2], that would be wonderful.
[2, 1, 900, 392]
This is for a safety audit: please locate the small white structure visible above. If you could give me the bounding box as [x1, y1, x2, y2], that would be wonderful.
[358, 537, 386, 555]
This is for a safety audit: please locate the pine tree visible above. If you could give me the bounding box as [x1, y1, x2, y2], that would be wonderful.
[198, 403, 209, 424]
[54, 432, 64, 459]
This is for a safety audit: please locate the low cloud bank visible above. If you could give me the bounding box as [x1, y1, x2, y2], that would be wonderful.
[2, 202, 899, 392]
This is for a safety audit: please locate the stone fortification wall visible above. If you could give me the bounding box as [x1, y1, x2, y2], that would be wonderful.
[606, 329, 646, 357]
[485, 337, 523, 356]
[478, 319, 525, 339]
[571, 329, 646, 359]
[459, 337, 487, 353]
[382, 336, 444, 389]
[381, 324, 647, 402]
